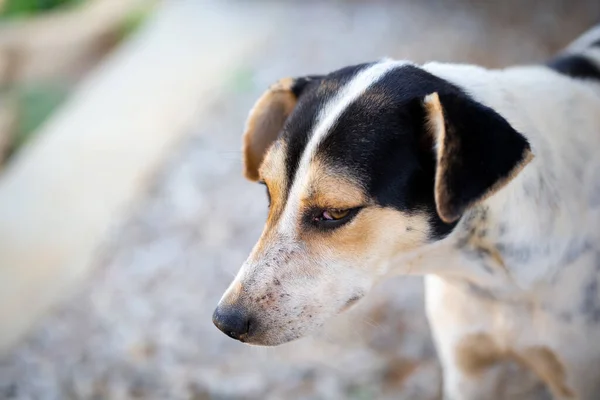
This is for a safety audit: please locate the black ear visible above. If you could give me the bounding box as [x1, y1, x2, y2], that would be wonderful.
[242, 76, 320, 181]
[423, 92, 533, 223]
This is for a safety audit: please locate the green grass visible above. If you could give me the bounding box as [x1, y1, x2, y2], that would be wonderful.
[227, 67, 256, 93]
[8, 82, 69, 152]
[346, 384, 376, 400]
[115, 5, 153, 42]
[0, 0, 153, 159]
[1, 0, 86, 18]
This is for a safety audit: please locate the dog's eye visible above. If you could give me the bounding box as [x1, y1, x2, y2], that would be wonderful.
[311, 207, 362, 230]
[306, 206, 363, 230]
[320, 209, 350, 221]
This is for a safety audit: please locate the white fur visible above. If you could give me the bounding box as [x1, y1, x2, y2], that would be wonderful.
[414, 58, 600, 398]
[221, 27, 600, 399]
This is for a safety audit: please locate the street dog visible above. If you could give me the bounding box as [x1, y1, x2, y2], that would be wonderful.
[213, 25, 600, 399]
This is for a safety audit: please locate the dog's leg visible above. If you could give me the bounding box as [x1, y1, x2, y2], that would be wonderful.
[425, 275, 550, 400]
[425, 275, 501, 399]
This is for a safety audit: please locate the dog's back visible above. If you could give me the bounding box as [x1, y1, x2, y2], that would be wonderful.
[548, 25, 600, 83]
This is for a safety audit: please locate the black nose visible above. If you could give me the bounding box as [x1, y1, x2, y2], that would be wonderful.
[212, 305, 251, 340]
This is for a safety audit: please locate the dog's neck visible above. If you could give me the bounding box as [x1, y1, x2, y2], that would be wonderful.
[389, 183, 569, 298]
[388, 61, 600, 296]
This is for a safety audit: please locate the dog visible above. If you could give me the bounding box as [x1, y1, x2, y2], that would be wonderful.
[212, 25, 600, 399]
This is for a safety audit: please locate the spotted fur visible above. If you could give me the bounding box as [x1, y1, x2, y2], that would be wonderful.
[214, 24, 600, 399]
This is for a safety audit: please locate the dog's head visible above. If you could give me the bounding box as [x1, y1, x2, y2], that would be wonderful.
[213, 60, 532, 345]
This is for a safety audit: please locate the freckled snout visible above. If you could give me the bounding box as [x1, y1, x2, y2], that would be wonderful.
[212, 305, 252, 341]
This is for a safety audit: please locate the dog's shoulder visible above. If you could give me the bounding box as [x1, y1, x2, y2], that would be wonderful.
[418, 60, 600, 289]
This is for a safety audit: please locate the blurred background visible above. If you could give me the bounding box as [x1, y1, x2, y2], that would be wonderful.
[0, 0, 599, 399]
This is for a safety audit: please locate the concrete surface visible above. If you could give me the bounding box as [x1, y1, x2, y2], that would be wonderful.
[1, 1, 600, 399]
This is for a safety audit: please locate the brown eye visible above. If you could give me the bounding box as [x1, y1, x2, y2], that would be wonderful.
[321, 209, 350, 221]
[309, 207, 363, 230]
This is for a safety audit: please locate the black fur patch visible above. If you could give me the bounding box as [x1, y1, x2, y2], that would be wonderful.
[316, 65, 462, 239]
[582, 275, 600, 323]
[547, 54, 600, 80]
[290, 75, 323, 98]
[281, 64, 372, 198]
[277, 63, 529, 241]
[434, 92, 531, 222]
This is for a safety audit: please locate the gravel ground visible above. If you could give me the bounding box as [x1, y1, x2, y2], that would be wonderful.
[1, 1, 600, 399]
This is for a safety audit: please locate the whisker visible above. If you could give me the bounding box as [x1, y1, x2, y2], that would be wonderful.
[362, 317, 384, 333]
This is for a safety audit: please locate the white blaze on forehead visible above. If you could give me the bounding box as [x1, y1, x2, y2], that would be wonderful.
[279, 60, 406, 235]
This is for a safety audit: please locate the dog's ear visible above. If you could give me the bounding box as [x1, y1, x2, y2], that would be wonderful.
[423, 92, 533, 223]
[242, 76, 318, 181]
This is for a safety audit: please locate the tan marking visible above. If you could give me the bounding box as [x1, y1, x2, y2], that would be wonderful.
[259, 141, 288, 220]
[250, 141, 290, 257]
[455, 332, 504, 376]
[301, 160, 367, 210]
[301, 204, 430, 269]
[516, 347, 575, 399]
[424, 92, 445, 141]
[259, 140, 287, 185]
[382, 359, 420, 389]
[424, 92, 455, 223]
[456, 333, 575, 399]
[293, 162, 430, 263]
[243, 77, 297, 181]
[424, 92, 534, 223]
[464, 222, 511, 276]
